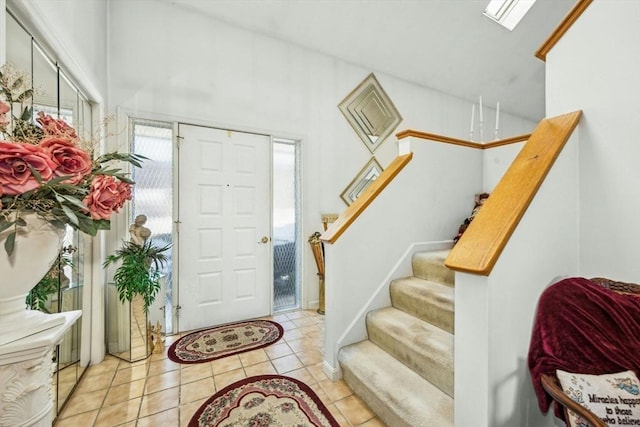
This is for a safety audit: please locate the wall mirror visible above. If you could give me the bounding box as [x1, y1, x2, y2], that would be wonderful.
[341, 157, 383, 206]
[338, 73, 402, 153]
[6, 11, 91, 418]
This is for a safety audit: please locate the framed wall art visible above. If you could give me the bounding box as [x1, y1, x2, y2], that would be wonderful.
[338, 73, 402, 153]
[340, 157, 383, 206]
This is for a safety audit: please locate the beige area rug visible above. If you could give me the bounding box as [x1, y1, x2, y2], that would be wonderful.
[168, 320, 283, 364]
[188, 375, 340, 427]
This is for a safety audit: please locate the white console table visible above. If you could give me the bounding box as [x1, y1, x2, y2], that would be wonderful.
[0, 310, 81, 427]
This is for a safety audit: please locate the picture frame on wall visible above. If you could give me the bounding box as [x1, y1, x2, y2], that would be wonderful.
[338, 73, 402, 153]
[340, 157, 383, 206]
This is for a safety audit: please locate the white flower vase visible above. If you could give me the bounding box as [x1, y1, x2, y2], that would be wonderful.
[0, 212, 66, 346]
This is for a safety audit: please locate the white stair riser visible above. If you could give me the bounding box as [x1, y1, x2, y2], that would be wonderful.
[390, 278, 454, 334]
[412, 250, 454, 286]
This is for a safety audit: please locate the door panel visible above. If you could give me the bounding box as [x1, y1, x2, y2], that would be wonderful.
[177, 125, 271, 332]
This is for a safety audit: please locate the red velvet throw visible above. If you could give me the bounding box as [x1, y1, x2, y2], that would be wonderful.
[528, 277, 640, 419]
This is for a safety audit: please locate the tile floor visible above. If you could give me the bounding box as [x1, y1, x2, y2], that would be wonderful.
[54, 309, 386, 426]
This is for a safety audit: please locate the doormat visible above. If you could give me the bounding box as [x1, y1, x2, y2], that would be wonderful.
[188, 375, 340, 427]
[168, 320, 283, 364]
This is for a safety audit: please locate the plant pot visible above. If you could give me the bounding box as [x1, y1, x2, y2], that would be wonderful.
[0, 212, 66, 345]
[106, 284, 152, 362]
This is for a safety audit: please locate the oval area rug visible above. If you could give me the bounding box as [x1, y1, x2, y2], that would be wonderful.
[168, 320, 283, 364]
[188, 375, 340, 427]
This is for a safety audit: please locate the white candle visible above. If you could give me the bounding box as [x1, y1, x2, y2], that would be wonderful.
[495, 101, 500, 130]
[479, 96, 483, 122]
[470, 104, 475, 133]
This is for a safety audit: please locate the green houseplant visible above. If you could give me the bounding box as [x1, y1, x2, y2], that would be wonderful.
[103, 240, 170, 312]
[26, 252, 72, 311]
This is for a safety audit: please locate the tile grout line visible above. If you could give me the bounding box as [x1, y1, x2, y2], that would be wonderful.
[55, 310, 383, 426]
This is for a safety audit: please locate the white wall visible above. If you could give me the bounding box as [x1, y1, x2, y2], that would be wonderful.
[455, 132, 580, 427]
[483, 142, 526, 192]
[0, 0, 5, 64]
[546, 0, 640, 282]
[107, 0, 535, 311]
[6, 0, 108, 101]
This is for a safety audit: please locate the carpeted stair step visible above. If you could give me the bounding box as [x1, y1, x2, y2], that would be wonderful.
[339, 339, 453, 427]
[412, 250, 454, 286]
[366, 306, 454, 397]
[390, 276, 454, 334]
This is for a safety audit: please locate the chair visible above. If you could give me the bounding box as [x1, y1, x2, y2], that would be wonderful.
[539, 374, 608, 427]
[528, 277, 640, 426]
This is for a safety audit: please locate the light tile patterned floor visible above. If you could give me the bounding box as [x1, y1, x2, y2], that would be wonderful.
[54, 310, 387, 426]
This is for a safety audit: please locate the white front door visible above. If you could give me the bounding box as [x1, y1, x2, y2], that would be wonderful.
[177, 125, 271, 332]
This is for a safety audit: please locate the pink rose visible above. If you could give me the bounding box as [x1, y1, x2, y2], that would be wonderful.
[0, 141, 56, 195]
[83, 175, 132, 220]
[36, 112, 79, 141]
[40, 137, 92, 184]
[0, 101, 9, 128]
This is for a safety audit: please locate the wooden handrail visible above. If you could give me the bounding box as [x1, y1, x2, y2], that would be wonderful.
[445, 111, 583, 275]
[320, 153, 413, 244]
[396, 129, 530, 149]
[396, 130, 484, 149]
[483, 134, 531, 149]
[535, 0, 593, 61]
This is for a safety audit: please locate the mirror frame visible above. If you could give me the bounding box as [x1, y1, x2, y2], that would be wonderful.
[338, 73, 402, 153]
[340, 157, 383, 206]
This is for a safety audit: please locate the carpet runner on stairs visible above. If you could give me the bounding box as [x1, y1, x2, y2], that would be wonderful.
[338, 249, 455, 427]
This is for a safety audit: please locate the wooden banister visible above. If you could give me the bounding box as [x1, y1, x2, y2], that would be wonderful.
[483, 134, 531, 149]
[396, 130, 530, 149]
[445, 111, 583, 276]
[535, 0, 593, 61]
[396, 130, 484, 149]
[320, 153, 413, 244]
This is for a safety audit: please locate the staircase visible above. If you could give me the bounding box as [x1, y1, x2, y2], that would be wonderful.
[338, 250, 455, 427]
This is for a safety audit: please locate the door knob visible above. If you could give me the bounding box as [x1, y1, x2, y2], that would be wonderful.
[258, 236, 270, 244]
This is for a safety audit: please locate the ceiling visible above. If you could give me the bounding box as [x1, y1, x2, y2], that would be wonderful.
[165, 0, 576, 121]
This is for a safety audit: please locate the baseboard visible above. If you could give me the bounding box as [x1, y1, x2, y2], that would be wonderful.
[323, 359, 341, 381]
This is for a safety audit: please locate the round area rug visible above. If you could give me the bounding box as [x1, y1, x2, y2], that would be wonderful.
[168, 320, 283, 364]
[188, 375, 340, 427]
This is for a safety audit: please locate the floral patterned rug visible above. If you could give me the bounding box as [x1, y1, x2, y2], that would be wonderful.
[168, 320, 283, 364]
[188, 375, 340, 427]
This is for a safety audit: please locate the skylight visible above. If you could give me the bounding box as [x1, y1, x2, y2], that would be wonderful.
[484, 0, 537, 31]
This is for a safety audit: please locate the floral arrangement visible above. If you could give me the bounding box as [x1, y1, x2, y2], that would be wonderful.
[0, 64, 144, 255]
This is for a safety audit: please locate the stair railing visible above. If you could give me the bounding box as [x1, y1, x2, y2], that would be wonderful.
[319, 131, 528, 380]
[535, 0, 594, 61]
[320, 152, 413, 244]
[444, 110, 583, 275]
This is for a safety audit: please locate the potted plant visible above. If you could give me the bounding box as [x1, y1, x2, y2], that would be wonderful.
[26, 251, 72, 312]
[103, 240, 170, 312]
